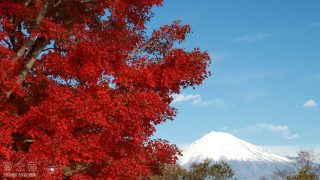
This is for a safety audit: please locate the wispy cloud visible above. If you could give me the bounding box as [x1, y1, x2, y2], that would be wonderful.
[235, 32, 268, 43]
[193, 97, 226, 107]
[220, 126, 229, 131]
[310, 22, 320, 27]
[210, 51, 227, 63]
[172, 94, 229, 107]
[263, 145, 320, 162]
[246, 89, 267, 100]
[172, 94, 201, 103]
[233, 123, 299, 140]
[213, 71, 275, 87]
[303, 99, 317, 108]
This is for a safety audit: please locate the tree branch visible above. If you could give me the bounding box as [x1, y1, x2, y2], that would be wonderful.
[80, 0, 92, 3]
[54, 0, 62, 8]
[14, 0, 50, 61]
[126, 39, 154, 61]
[4, 37, 47, 100]
[18, 37, 47, 84]
[24, 0, 33, 7]
[3, 1, 51, 100]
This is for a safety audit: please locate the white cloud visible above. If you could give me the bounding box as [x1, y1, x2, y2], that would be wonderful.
[235, 32, 268, 43]
[172, 94, 201, 103]
[234, 123, 299, 140]
[172, 94, 228, 107]
[303, 99, 317, 108]
[192, 97, 226, 107]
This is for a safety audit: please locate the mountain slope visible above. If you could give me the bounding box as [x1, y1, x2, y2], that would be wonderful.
[179, 131, 293, 179]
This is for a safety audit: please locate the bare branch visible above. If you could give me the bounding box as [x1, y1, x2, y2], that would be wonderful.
[24, 0, 32, 7]
[14, 0, 50, 61]
[54, 0, 62, 7]
[3, 1, 51, 100]
[126, 38, 154, 61]
[80, 0, 92, 3]
[24, 139, 34, 143]
[18, 37, 47, 84]
[4, 37, 47, 99]
[14, 36, 37, 61]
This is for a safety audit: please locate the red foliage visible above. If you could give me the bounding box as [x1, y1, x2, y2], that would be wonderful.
[0, 0, 210, 178]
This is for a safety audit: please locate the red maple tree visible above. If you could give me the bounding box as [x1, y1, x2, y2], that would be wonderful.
[0, 0, 210, 179]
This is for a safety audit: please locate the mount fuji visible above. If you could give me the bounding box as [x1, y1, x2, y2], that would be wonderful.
[179, 131, 294, 179]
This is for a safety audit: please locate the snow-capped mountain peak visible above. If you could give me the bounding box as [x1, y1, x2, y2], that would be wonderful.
[179, 131, 292, 166]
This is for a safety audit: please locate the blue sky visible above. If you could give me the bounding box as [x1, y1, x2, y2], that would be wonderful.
[148, 0, 320, 156]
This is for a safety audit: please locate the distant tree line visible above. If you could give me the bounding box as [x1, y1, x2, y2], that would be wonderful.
[151, 150, 320, 180]
[150, 159, 235, 180]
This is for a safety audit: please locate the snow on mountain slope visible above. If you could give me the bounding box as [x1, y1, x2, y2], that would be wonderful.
[179, 131, 292, 166]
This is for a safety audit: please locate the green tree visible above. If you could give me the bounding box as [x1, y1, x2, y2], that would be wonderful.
[187, 159, 235, 180]
[150, 163, 188, 180]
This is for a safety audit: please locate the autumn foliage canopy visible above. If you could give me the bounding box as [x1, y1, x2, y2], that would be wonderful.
[0, 0, 210, 178]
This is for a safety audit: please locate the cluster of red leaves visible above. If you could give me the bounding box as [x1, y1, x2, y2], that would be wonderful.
[0, 0, 210, 179]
